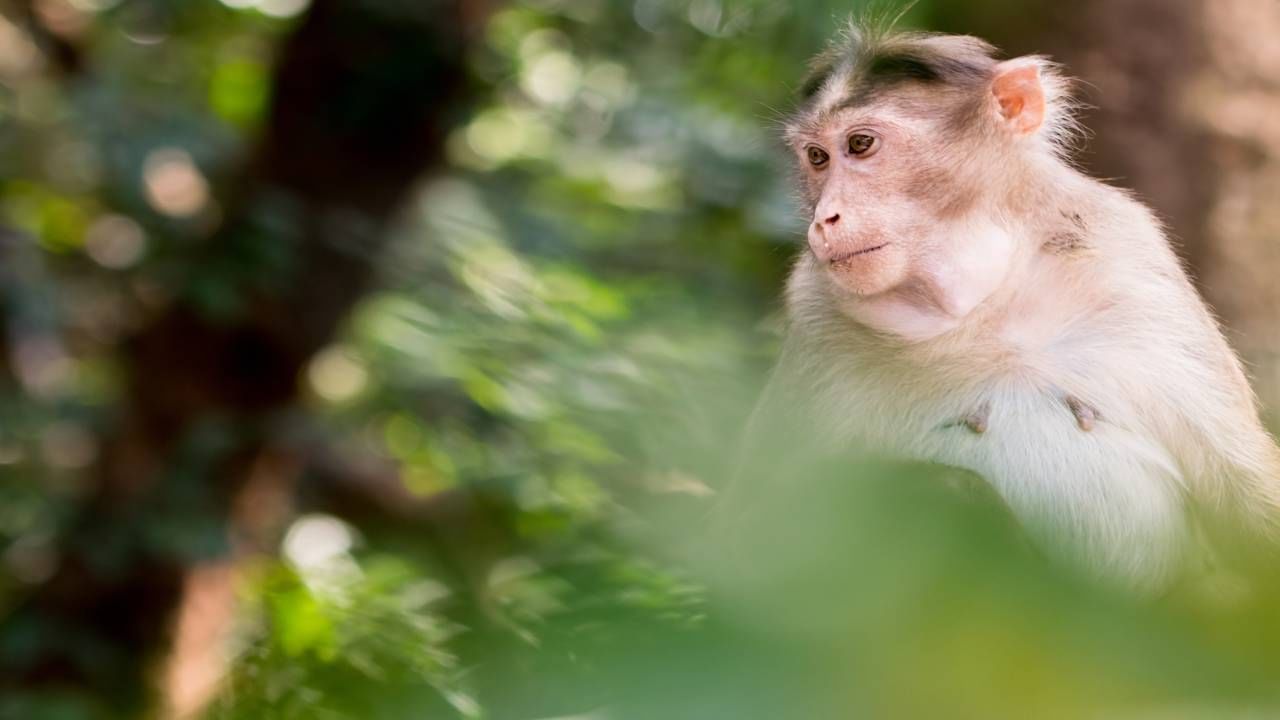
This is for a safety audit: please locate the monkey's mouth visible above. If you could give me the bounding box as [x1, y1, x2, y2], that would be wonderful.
[829, 243, 889, 265]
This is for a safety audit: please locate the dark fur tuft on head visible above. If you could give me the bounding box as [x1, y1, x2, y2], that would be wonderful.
[792, 10, 1083, 158]
[797, 14, 998, 105]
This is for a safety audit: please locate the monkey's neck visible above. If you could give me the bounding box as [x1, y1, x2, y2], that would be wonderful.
[841, 162, 1091, 345]
[841, 283, 972, 343]
[841, 220, 1032, 343]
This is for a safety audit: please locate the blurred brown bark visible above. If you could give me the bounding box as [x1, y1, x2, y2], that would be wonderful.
[0, 0, 481, 712]
[935, 0, 1280, 416]
[1189, 0, 1280, 417]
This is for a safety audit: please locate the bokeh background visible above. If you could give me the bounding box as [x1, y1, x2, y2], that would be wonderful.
[0, 0, 1278, 718]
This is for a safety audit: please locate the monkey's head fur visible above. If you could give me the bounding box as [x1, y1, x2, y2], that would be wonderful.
[785, 19, 1080, 317]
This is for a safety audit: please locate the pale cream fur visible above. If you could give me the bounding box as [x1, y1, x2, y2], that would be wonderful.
[768, 43, 1280, 592]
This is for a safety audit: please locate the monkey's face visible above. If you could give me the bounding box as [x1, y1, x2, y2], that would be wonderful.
[786, 50, 1051, 322]
[790, 107, 949, 298]
[784, 34, 1058, 335]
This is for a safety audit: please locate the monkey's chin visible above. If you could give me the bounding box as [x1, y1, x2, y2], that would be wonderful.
[823, 245, 909, 297]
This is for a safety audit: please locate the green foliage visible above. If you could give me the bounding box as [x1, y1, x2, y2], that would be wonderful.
[211, 547, 471, 720]
[3, 1, 1280, 719]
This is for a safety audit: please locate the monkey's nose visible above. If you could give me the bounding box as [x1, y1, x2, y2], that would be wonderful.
[822, 213, 841, 226]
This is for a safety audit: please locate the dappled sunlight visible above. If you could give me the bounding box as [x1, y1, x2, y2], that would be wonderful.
[0, 1, 1279, 718]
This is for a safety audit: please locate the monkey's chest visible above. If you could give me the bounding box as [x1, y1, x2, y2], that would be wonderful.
[845, 369, 1186, 591]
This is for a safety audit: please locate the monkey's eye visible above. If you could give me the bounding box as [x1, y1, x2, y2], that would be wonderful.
[806, 146, 830, 168]
[848, 133, 879, 157]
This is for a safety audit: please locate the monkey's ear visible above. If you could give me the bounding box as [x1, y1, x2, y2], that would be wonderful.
[990, 59, 1045, 136]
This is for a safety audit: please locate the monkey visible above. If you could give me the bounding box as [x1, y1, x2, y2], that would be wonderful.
[740, 20, 1280, 593]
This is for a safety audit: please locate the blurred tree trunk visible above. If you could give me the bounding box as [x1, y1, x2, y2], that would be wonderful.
[0, 0, 482, 713]
[934, 0, 1280, 414]
[1188, 0, 1280, 418]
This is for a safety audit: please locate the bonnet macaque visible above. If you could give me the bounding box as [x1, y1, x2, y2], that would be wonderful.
[751, 22, 1280, 591]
